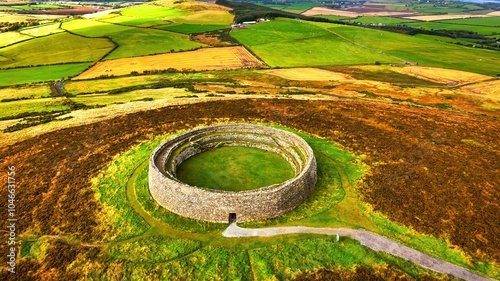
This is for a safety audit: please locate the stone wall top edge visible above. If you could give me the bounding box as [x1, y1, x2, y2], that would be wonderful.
[151, 123, 314, 165]
[150, 123, 316, 194]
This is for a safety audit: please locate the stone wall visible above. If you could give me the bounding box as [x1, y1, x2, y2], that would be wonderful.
[149, 123, 317, 223]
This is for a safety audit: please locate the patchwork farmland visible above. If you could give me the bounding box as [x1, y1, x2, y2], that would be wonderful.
[61, 19, 204, 60]
[0, 0, 499, 280]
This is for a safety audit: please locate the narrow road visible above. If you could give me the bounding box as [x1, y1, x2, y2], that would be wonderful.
[223, 224, 495, 281]
[52, 80, 65, 97]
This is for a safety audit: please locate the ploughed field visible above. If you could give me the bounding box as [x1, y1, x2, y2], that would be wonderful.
[0, 98, 498, 279]
[176, 146, 295, 191]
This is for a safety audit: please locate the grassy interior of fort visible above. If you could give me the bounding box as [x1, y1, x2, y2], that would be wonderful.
[176, 146, 295, 191]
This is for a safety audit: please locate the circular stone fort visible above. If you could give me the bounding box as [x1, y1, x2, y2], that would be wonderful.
[149, 123, 317, 223]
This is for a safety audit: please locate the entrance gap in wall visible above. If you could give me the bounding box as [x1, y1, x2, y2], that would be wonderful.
[229, 213, 237, 224]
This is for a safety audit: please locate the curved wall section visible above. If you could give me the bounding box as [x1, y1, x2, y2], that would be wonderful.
[149, 124, 317, 223]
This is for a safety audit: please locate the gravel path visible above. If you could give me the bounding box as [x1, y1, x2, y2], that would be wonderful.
[223, 224, 495, 281]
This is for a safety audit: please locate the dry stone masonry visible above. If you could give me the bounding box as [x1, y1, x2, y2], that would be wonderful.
[149, 123, 317, 223]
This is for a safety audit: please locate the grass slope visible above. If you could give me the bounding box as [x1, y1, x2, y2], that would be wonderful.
[0, 32, 113, 68]
[0, 85, 51, 101]
[439, 16, 500, 27]
[100, 15, 169, 27]
[0, 63, 93, 86]
[0, 97, 69, 119]
[311, 21, 500, 75]
[0, 31, 31, 47]
[405, 21, 500, 35]
[260, 3, 320, 13]
[231, 19, 395, 67]
[341, 16, 416, 25]
[62, 19, 203, 59]
[20, 22, 64, 37]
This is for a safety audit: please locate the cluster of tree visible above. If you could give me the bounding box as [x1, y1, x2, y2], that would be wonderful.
[372, 25, 499, 50]
[216, 0, 343, 24]
[191, 29, 240, 45]
[373, 25, 476, 38]
[216, 0, 307, 22]
[0, 20, 39, 32]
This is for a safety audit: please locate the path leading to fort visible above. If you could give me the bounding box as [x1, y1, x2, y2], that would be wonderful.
[223, 224, 494, 281]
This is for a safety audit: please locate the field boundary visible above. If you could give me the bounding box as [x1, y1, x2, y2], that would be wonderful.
[307, 21, 408, 64]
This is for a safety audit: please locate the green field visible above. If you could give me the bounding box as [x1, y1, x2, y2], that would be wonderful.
[318, 15, 350, 21]
[231, 19, 396, 67]
[0, 97, 69, 119]
[0, 85, 51, 101]
[260, 3, 320, 13]
[0, 31, 31, 47]
[310, 21, 500, 75]
[159, 23, 228, 34]
[20, 22, 63, 37]
[0, 13, 45, 23]
[342, 16, 416, 25]
[0, 32, 114, 68]
[10, 4, 65, 10]
[176, 146, 295, 191]
[62, 19, 204, 59]
[0, 63, 93, 86]
[409, 3, 485, 14]
[77, 125, 500, 279]
[405, 21, 500, 35]
[439, 16, 500, 27]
